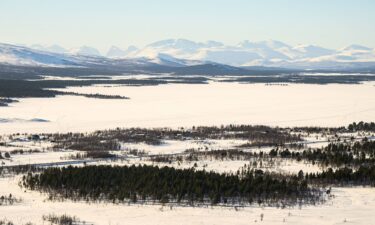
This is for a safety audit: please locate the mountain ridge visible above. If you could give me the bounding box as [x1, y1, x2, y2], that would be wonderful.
[1, 40, 375, 71]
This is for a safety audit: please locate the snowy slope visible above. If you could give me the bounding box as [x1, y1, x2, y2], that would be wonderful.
[0, 43, 115, 67]
[106, 45, 139, 58]
[68, 46, 102, 56]
[119, 39, 375, 68]
[0, 43, 79, 66]
[1, 40, 375, 69]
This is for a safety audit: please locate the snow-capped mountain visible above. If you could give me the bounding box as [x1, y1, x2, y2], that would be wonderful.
[30, 44, 102, 57]
[111, 39, 375, 69]
[0, 42, 202, 69]
[69, 46, 102, 56]
[0, 43, 112, 67]
[292, 45, 336, 58]
[341, 44, 372, 52]
[0, 43, 78, 66]
[106, 45, 138, 58]
[30, 44, 68, 54]
[1, 40, 375, 70]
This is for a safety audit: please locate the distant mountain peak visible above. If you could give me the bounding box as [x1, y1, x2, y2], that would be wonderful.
[106, 46, 126, 58]
[127, 45, 139, 52]
[30, 44, 67, 54]
[292, 45, 336, 58]
[341, 44, 372, 52]
[106, 45, 139, 58]
[70, 46, 101, 56]
[1, 40, 374, 70]
[205, 40, 224, 48]
[238, 40, 290, 49]
[259, 40, 291, 49]
[147, 39, 204, 50]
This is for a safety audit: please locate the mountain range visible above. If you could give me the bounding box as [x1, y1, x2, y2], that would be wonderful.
[1, 39, 375, 70]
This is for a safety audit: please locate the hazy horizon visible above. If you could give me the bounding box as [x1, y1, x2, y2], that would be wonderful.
[1, 2, 375, 224]
[2, 38, 374, 57]
[1, 0, 375, 53]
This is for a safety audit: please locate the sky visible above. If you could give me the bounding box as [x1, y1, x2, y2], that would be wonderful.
[0, 0, 374, 53]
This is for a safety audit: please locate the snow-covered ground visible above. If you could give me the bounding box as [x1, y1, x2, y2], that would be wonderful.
[0, 151, 81, 167]
[122, 139, 248, 155]
[1, 82, 374, 134]
[0, 81, 374, 224]
[0, 176, 374, 225]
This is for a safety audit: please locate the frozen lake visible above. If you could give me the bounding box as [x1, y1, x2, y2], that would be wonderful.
[0, 82, 374, 134]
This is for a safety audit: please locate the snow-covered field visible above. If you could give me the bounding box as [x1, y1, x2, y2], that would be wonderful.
[1, 176, 374, 225]
[122, 139, 249, 155]
[0, 81, 375, 224]
[1, 82, 374, 134]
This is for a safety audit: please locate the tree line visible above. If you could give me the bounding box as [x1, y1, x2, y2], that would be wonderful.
[22, 165, 320, 207]
[270, 139, 375, 167]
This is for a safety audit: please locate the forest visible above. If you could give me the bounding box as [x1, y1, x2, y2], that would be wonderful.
[22, 165, 321, 207]
[0, 77, 207, 99]
[51, 125, 301, 152]
[2, 121, 374, 208]
[270, 139, 375, 167]
[221, 74, 375, 84]
[348, 121, 375, 132]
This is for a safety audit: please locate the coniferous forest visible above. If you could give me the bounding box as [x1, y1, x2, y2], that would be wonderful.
[2, 122, 374, 208]
[22, 165, 320, 207]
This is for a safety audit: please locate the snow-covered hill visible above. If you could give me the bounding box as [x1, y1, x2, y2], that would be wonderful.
[112, 39, 375, 69]
[0, 43, 114, 67]
[69, 46, 102, 56]
[106, 45, 139, 58]
[0, 43, 79, 66]
[0, 42, 205, 68]
[1, 40, 375, 70]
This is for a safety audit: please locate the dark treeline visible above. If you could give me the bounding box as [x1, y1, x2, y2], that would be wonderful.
[306, 166, 375, 186]
[0, 76, 208, 99]
[220, 74, 375, 84]
[0, 98, 18, 106]
[151, 149, 257, 163]
[270, 139, 375, 167]
[54, 138, 121, 152]
[51, 125, 300, 152]
[22, 165, 321, 207]
[348, 121, 375, 132]
[0, 64, 125, 80]
[0, 79, 163, 98]
[237, 141, 286, 148]
[0, 165, 42, 177]
[289, 121, 375, 133]
[69, 151, 116, 159]
[55, 91, 129, 99]
[289, 126, 345, 134]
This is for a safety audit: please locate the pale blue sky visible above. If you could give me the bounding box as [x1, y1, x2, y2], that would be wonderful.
[0, 0, 374, 52]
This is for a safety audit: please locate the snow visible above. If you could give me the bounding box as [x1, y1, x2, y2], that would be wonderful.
[1, 40, 375, 68]
[1, 176, 374, 225]
[68, 46, 102, 56]
[292, 45, 336, 58]
[30, 44, 67, 54]
[106, 45, 139, 58]
[0, 151, 79, 167]
[122, 139, 248, 155]
[0, 79, 374, 224]
[115, 39, 375, 67]
[0, 82, 374, 134]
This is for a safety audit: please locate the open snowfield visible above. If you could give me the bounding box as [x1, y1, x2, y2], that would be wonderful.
[0, 176, 374, 225]
[1, 81, 375, 225]
[0, 82, 374, 134]
[122, 139, 249, 154]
